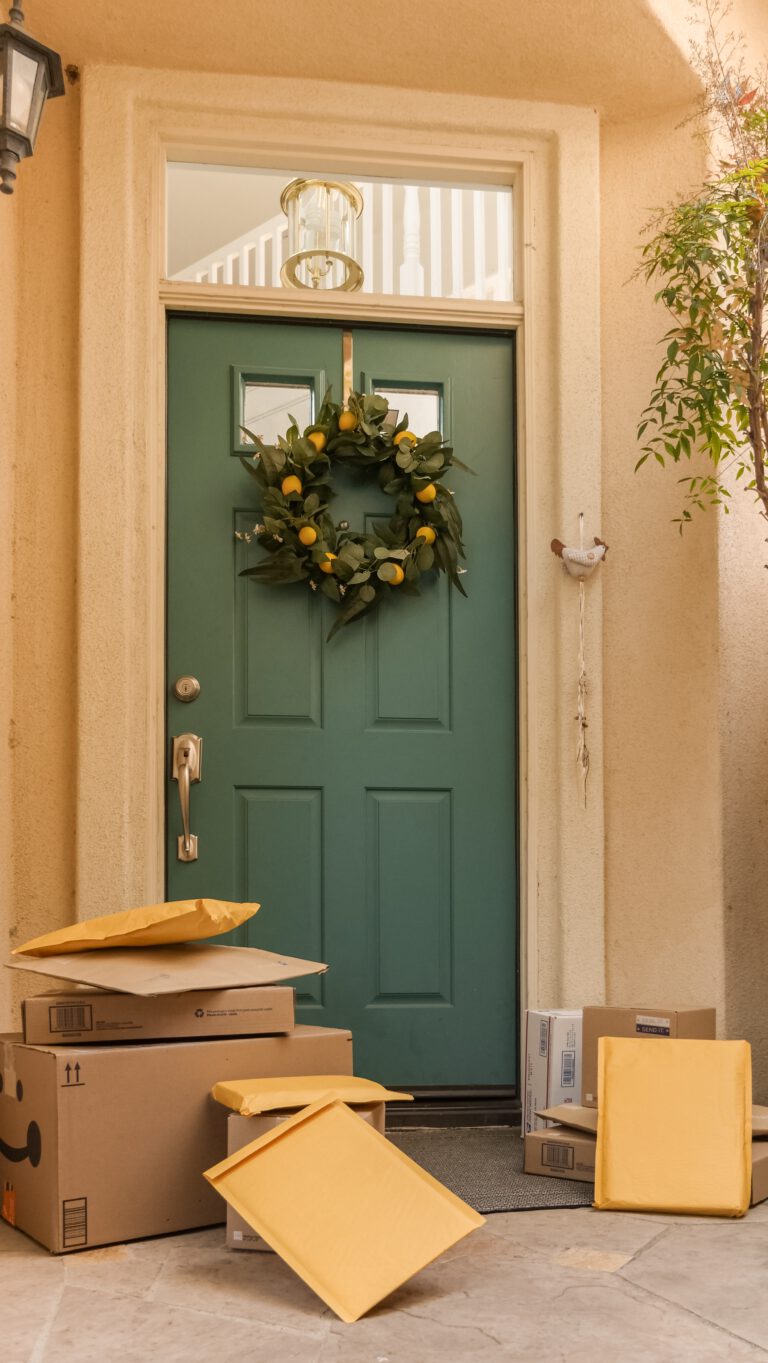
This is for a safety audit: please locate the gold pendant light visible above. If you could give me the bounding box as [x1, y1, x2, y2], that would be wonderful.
[280, 178, 364, 292]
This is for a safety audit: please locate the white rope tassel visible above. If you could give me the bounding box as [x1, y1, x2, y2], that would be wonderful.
[576, 576, 589, 807]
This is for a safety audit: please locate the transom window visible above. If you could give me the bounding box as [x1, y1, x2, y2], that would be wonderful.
[166, 164, 514, 303]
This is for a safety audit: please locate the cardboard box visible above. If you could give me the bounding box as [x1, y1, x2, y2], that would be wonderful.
[523, 1010, 582, 1133]
[752, 1140, 768, 1206]
[528, 1105, 768, 1204]
[0, 1024, 352, 1253]
[524, 1126, 596, 1182]
[581, 1005, 716, 1107]
[22, 987, 295, 1045]
[226, 1105, 385, 1250]
[6, 942, 328, 996]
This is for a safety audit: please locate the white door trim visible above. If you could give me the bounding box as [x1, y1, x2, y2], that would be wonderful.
[77, 66, 606, 1019]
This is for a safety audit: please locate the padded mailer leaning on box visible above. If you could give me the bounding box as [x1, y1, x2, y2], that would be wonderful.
[594, 1037, 752, 1217]
[13, 899, 260, 956]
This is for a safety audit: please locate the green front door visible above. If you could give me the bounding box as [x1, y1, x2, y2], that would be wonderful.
[166, 317, 517, 1087]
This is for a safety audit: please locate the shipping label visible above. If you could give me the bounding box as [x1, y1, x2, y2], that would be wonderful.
[635, 1014, 671, 1036]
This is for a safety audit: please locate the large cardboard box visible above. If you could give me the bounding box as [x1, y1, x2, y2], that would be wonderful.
[226, 1105, 385, 1250]
[581, 1005, 717, 1107]
[523, 1010, 582, 1133]
[0, 1024, 352, 1253]
[22, 986, 295, 1045]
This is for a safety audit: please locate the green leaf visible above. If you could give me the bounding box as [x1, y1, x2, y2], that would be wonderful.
[239, 455, 263, 483]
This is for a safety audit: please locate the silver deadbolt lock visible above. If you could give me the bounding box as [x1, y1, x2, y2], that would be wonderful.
[173, 675, 201, 703]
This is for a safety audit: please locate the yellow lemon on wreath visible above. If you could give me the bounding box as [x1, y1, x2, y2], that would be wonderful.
[298, 526, 317, 547]
[415, 482, 437, 504]
[281, 474, 302, 496]
[416, 526, 436, 545]
[319, 553, 337, 574]
[394, 430, 417, 446]
[338, 410, 357, 432]
[379, 561, 405, 585]
[307, 431, 327, 452]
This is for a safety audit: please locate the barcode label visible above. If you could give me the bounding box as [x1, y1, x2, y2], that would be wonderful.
[49, 1004, 93, 1034]
[561, 1050, 576, 1087]
[539, 1019, 549, 1057]
[62, 1197, 88, 1248]
[542, 1142, 574, 1170]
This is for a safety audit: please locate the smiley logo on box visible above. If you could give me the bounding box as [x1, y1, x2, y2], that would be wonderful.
[0, 1073, 42, 1168]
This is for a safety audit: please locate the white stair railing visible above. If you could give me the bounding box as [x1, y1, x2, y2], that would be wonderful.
[172, 185, 513, 301]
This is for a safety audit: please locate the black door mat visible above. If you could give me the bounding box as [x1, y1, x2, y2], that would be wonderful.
[389, 1126, 594, 1213]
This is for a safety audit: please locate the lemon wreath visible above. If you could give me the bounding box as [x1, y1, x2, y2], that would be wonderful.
[236, 389, 469, 638]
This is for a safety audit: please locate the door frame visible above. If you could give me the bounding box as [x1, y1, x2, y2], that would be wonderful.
[76, 66, 607, 1036]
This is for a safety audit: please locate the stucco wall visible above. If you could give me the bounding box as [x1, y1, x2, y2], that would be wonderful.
[601, 109, 726, 1028]
[714, 0, 768, 1107]
[2, 87, 81, 1025]
[0, 178, 18, 1030]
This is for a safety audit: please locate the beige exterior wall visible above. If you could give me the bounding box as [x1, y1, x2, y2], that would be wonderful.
[0, 170, 18, 1030]
[601, 111, 725, 1018]
[2, 1, 768, 1093]
[1, 87, 81, 1027]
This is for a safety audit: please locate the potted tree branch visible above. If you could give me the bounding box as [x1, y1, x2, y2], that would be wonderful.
[637, 0, 768, 532]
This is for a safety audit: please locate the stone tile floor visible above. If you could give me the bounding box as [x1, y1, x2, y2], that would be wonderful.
[5, 1198, 768, 1362]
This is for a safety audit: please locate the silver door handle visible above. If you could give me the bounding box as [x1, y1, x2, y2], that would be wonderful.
[172, 734, 203, 862]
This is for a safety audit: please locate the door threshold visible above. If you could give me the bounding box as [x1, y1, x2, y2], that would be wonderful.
[386, 1088, 520, 1130]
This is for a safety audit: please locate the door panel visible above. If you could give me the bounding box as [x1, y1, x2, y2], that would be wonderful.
[167, 317, 517, 1086]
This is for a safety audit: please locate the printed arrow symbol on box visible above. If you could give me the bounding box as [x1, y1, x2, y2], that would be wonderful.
[74, 1063, 80, 1083]
[65, 1063, 71, 1083]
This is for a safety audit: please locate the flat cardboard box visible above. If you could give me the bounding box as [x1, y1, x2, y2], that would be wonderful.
[536, 1103, 598, 1134]
[524, 1126, 596, 1183]
[538, 1102, 768, 1139]
[581, 1005, 716, 1107]
[0, 1024, 352, 1253]
[6, 943, 327, 996]
[205, 1097, 484, 1322]
[523, 1009, 582, 1133]
[22, 986, 295, 1044]
[226, 1105, 386, 1250]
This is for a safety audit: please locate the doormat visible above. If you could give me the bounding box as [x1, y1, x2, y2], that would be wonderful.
[389, 1127, 594, 1213]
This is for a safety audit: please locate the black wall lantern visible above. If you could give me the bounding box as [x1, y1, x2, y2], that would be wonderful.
[0, 4, 63, 195]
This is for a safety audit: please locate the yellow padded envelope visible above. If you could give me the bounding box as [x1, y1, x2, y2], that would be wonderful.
[204, 1096, 484, 1322]
[212, 1074, 413, 1116]
[595, 1038, 752, 1217]
[13, 899, 260, 956]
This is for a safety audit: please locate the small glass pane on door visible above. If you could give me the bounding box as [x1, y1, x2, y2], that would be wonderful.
[242, 382, 313, 445]
[374, 387, 441, 436]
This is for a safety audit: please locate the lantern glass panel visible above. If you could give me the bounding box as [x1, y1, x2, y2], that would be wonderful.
[27, 65, 48, 145]
[8, 47, 40, 136]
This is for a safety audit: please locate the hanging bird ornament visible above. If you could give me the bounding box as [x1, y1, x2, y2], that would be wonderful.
[550, 537, 609, 577]
[551, 520, 609, 806]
